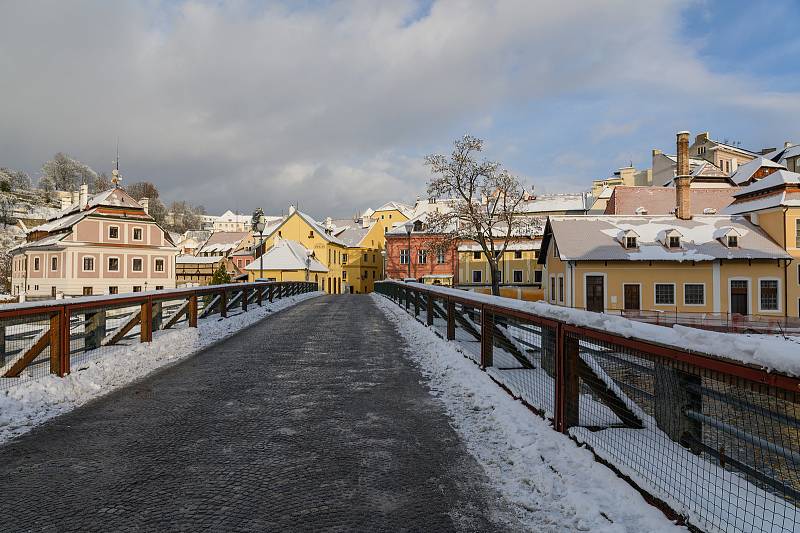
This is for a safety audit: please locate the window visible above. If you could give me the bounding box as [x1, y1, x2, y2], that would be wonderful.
[418, 249, 427, 264]
[133, 286, 142, 293]
[33, 257, 40, 271]
[796, 220, 800, 248]
[342, 254, 348, 264]
[51, 256, 58, 271]
[51, 286, 56, 297]
[363, 253, 368, 262]
[625, 236, 637, 249]
[399, 249, 409, 265]
[514, 250, 522, 259]
[655, 284, 675, 305]
[132, 258, 143, 272]
[363, 271, 368, 279]
[156, 285, 164, 290]
[472, 270, 482, 283]
[308, 231, 314, 238]
[83, 257, 95, 271]
[473, 251, 481, 260]
[108, 226, 119, 239]
[372, 254, 376, 263]
[550, 276, 556, 301]
[534, 270, 542, 283]
[109, 286, 118, 295]
[108, 257, 120, 272]
[668, 236, 680, 248]
[558, 276, 564, 302]
[760, 279, 779, 311]
[154, 259, 165, 272]
[372, 271, 375, 279]
[513, 270, 523, 283]
[342, 270, 347, 280]
[436, 250, 446, 264]
[727, 235, 738, 248]
[133, 228, 143, 241]
[82, 287, 93, 296]
[684, 284, 705, 305]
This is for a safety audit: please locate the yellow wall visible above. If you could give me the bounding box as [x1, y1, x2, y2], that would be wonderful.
[752, 208, 800, 317]
[458, 249, 543, 287]
[343, 247, 381, 294]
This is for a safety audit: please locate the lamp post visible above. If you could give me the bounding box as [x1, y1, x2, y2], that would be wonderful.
[404, 221, 414, 280]
[251, 208, 266, 281]
[305, 250, 312, 282]
[380, 249, 386, 280]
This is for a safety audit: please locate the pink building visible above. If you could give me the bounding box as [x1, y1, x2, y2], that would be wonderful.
[10, 185, 179, 298]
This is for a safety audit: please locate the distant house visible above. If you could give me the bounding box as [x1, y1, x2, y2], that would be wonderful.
[196, 231, 251, 258]
[384, 213, 458, 286]
[243, 239, 327, 282]
[10, 185, 178, 298]
[175, 255, 238, 286]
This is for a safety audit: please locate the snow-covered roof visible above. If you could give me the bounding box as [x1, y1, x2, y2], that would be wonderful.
[9, 233, 68, 253]
[244, 239, 328, 272]
[373, 201, 413, 218]
[197, 231, 249, 255]
[731, 169, 800, 197]
[176, 255, 224, 264]
[28, 212, 88, 233]
[543, 215, 789, 262]
[729, 157, 785, 185]
[519, 194, 587, 214]
[217, 210, 252, 223]
[457, 240, 541, 252]
[332, 222, 372, 247]
[606, 186, 737, 216]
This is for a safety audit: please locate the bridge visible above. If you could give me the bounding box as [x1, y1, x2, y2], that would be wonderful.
[0, 281, 798, 532]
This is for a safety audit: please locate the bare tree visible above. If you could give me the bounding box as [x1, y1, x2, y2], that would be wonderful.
[425, 135, 530, 296]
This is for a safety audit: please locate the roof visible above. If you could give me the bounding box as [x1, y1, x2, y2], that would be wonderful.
[333, 224, 372, 247]
[605, 186, 737, 215]
[197, 231, 249, 254]
[244, 239, 328, 272]
[373, 201, 413, 218]
[217, 210, 252, 223]
[53, 188, 146, 220]
[731, 169, 800, 197]
[723, 170, 800, 214]
[730, 157, 785, 185]
[458, 240, 541, 252]
[10, 233, 68, 253]
[542, 215, 789, 262]
[267, 210, 347, 247]
[176, 255, 224, 265]
[519, 194, 588, 214]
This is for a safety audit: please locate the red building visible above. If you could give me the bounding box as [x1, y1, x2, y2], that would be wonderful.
[385, 224, 458, 285]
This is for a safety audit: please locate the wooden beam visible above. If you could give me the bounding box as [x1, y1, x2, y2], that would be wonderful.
[103, 311, 141, 346]
[2, 327, 50, 377]
[162, 300, 190, 330]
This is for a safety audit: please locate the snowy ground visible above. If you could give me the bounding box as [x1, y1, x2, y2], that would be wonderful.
[372, 294, 683, 533]
[0, 291, 322, 445]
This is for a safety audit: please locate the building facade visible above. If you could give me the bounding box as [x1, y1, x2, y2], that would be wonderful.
[10, 185, 178, 298]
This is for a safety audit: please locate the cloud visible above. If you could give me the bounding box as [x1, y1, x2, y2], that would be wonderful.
[0, 0, 798, 217]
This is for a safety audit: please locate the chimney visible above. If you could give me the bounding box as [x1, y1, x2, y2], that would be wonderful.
[361, 216, 370, 229]
[140, 197, 149, 214]
[786, 141, 794, 149]
[60, 197, 72, 210]
[675, 131, 692, 220]
[652, 149, 662, 156]
[71, 190, 79, 204]
[79, 183, 88, 208]
[288, 204, 296, 215]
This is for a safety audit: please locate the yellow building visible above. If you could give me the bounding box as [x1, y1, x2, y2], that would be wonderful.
[248, 207, 347, 294]
[539, 214, 792, 316]
[244, 239, 328, 283]
[457, 239, 544, 301]
[328, 202, 412, 293]
[724, 169, 800, 317]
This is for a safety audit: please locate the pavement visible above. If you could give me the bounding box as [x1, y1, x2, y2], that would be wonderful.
[0, 295, 520, 532]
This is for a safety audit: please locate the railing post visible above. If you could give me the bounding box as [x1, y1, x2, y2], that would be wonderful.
[220, 290, 228, 318]
[140, 299, 153, 343]
[480, 306, 493, 369]
[654, 363, 702, 453]
[269, 284, 274, 302]
[405, 287, 410, 311]
[242, 288, 248, 312]
[188, 295, 198, 327]
[426, 293, 434, 326]
[84, 309, 106, 351]
[60, 307, 71, 376]
[414, 290, 420, 317]
[49, 310, 62, 376]
[152, 301, 163, 332]
[555, 326, 580, 433]
[446, 299, 455, 340]
[257, 285, 263, 306]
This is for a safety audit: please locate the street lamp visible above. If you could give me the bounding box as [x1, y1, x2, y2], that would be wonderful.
[305, 250, 312, 282]
[404, 221, 414, 280]
[380, 249, 386, 280]
[251, 208, 266, 281]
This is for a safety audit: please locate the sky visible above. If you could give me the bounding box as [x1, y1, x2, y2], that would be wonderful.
[1, 0, 799, 218]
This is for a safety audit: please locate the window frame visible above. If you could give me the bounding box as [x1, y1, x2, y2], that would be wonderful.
[50, 256, 58, 272]
[132, 227, 144, 241]
[471, 270, 482, 283]
[654, 283, 676, 306]
[107, 256, 120, 272]
[399, 249, 409, 265]
[683, 283, 706, 306]
[33, 257, 40, 271]
[727, 235, 738, 248]
[132, 257, 144, 273]
[417, 249, 427, 264]
[108, 225, 120, 240]
[513, 270, 523, 283]
[758, 278, 780, 312]
[436, 249, 446, 264]
[82, 256, 95, 272]
[154, 258, 165, 272]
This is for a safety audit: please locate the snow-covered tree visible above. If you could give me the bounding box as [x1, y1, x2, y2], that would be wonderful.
[167, 201, 204, 233]
[40, 153, 98, 192]
[0, 168, 31, 191]
[425, 135, 531, 296]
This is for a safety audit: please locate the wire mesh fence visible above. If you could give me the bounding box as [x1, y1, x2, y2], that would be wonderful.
[0, 281, 317, 391]
[375, 281, 800, 533]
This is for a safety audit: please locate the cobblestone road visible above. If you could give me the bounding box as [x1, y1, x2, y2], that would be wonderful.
[0, 295, 520, 532]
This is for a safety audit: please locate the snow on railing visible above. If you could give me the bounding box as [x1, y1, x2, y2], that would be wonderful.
[0, 281, 317, 389]
[376, 280, 800, 533]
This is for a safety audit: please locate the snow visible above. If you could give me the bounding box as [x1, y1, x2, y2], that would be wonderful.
[393, 282, 800, 376]
[0, 291, 322, 445]
[372, 293, 682, 532]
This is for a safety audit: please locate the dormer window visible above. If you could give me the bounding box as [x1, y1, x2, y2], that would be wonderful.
[625, 236, 637, 249]
[727, 235, 738, 247]
[668, 236, 681, 248]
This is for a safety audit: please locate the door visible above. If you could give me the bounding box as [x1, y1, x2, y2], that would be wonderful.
[730, 280, 748, 315]
[623, 284, 640, 311]
[586, 276, 604, 312]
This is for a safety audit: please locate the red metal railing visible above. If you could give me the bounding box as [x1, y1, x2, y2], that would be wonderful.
[0, 281, 317, 387]
[376, 280, 800, 533]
